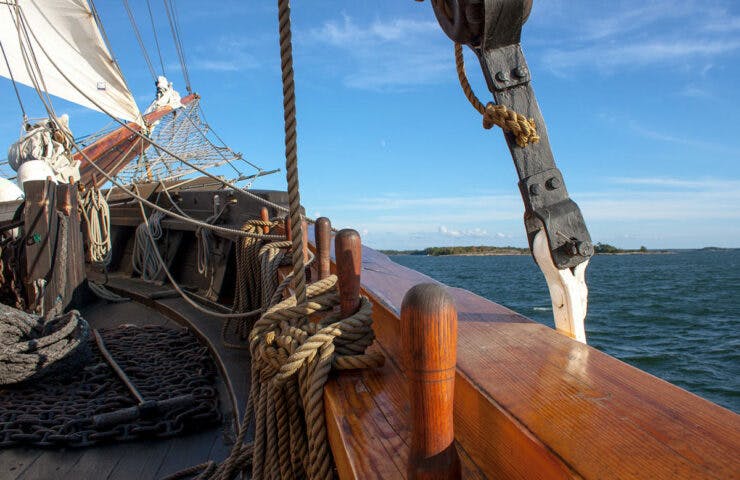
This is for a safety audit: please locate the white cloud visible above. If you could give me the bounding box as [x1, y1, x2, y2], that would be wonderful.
[542, 39, 740, 74]
[189, 36, 261, 72]
[306, 15, 452, 90]
[536, 0, 740, 75]
[315, 175, 740, 249]
[439, 226, 489, 238]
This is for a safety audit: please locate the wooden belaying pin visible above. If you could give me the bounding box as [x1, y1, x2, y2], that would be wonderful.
[302, 218, 309, 263]
[335, 229, 361, 318]
[260, 207, 270, 234]
[315, 217, 332, 280]
[401, 283, 461, 480]
[57, 181, 71, 216]
[284, 215, 291, 241]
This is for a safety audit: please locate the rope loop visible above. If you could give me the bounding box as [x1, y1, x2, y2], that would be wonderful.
[454, 43, 540, 147]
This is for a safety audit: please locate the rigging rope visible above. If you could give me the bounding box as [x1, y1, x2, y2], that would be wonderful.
[454, 43, 540, 147]
[277, 0, 308, 305]
[145, 0, 166, 76]
[0, 38, 27, 121]
[122, 0, 157, 81]
[162, 0, 191, 93]
[13, 3, 292, 226]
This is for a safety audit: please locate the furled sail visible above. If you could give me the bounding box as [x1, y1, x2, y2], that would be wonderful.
[0, 0, 141, 122]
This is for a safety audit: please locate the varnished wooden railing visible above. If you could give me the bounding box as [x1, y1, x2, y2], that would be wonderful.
[309, 224, 740, 479]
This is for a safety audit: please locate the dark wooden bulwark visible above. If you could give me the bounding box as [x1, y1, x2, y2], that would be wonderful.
[307, 225, 740, 480]
[22, 179, 86, 314]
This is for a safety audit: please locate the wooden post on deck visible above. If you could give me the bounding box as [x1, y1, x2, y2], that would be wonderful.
[401, 283, 461, 480]
[260, 207, 270, 234]
[22, 179, 55, 313]
[335, 229, 361, 318]
[315, 217, 332, 280]
[284, 216, 291, 242]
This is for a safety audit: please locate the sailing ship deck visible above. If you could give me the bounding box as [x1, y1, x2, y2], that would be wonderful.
[0, 297, 238, 480]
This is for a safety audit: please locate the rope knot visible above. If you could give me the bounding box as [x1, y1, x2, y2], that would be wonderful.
[454, 43, 540, 148]
[482, 102, 540, 147]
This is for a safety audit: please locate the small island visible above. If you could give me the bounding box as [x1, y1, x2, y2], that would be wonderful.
[381, 243, 669, 256]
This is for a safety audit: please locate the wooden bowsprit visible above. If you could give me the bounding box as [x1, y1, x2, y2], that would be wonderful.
[431, 0, 592, 342]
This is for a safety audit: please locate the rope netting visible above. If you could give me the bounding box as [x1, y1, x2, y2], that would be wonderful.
[111, 99, 260, 186]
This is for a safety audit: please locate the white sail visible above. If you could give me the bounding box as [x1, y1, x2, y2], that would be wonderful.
[0, 0, 141, 123]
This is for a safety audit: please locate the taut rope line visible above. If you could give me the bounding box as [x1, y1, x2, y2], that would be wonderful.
[277, 0, 308, 306]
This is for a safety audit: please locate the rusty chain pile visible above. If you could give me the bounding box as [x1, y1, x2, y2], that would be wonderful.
[0, 324, 220, 448]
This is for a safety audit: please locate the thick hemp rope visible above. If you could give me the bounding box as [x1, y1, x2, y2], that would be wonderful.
[277, 0, 307, 306]
[164, 276, 384, 480]
[454, 43, 540, 147]
[0, 304, 89, 385]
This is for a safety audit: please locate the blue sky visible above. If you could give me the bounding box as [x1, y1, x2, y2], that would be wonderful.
[1, 0, 739, 249]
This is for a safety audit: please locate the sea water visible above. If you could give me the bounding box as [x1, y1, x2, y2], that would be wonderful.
[390, 249, 740, 413]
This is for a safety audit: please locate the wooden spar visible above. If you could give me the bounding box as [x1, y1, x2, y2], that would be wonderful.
[335, 229, 361, 318]
[77, 94, 199, 188]
[401, 283, 461, 480]
[260, 207, 270, 234]
[314, 217, 331, 280]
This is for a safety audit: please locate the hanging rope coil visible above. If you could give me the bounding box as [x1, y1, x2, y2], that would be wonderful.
[79, 187, 112, 264]
[132, 210, 165, 281]
[0, 304, 89, 385]
[454, 43, 540, 147]
[169, 276, 384, 480]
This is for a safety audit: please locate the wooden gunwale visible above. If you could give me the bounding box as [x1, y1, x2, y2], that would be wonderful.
[86, 212, 738, 479]
[306, 225, 740, 479]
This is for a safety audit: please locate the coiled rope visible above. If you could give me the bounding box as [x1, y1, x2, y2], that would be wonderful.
[132, 210, 165, 281]
[79, 187, 112, 264]
[165, 276, 384, 480]
[0, 304, 89, 385]
[454, 43, 540, 147]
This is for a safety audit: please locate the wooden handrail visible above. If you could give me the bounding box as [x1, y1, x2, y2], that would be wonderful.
[308, 223, 740, 479]
[402, 283, 461, 480]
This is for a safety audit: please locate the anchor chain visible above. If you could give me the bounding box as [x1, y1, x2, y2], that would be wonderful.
[0, 325, 221, 448]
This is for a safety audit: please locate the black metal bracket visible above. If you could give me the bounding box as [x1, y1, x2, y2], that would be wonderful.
[431, 0, 592, 269]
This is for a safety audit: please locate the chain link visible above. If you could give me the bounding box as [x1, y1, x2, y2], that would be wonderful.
[0, 325, 221, 448]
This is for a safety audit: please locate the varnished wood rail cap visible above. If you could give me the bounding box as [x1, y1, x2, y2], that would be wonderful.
[314, 217, 332, 280]
[260, 207, 270, 234]
[401, 283, 461, 480]
[335, 229, 362, 318]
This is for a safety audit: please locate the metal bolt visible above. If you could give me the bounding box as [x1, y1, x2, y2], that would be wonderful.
[513, 66, 529, 78]
[576, 241, 593, 257]
[529, 183, 541, 195]
[495, 71, 509, 82]
[546, 177, 561, 190]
